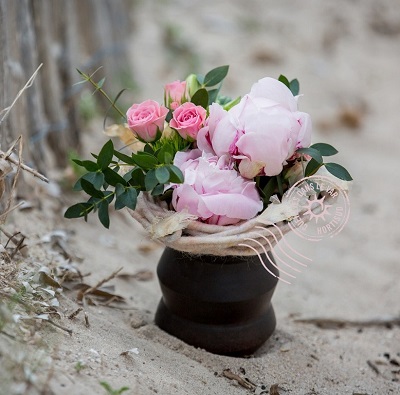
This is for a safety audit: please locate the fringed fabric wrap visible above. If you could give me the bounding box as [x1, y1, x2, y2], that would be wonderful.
[128, 193, 294, 256]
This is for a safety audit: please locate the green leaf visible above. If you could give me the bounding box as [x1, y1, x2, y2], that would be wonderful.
[157, 143, 174, 164]
[115, 185, 137, 210]
[144, 169, 158, 191]
[151, 184, 165, 196]
[196, 74, 204, 84]
[289, 79, 300, 96]
[207, 88, 219, 105]
[155, 167, 170, 184]
[80, 179, 104, 198]
[132, 152, 158, 169]
[223, 96, 241, 111]
[278, 75, 290, 89]
[310, 143, 339, 156]
[64, 203, 93, 219]
[98, 200, 110, 228]
[81, 171, 104, 190]
[102, 167, 127, 187]
[262, 177, 278, 205]
[167, 165, 184, 183]
[190, 88, 209, 109]
[97, 77, 106, 89]
[324, 163, 353, 181]
[125, 168, 146, 189]
[113, 150, 136, 165]
[203, 65, 229, 87]
[97, 140, 114, 170]
[296, 147, 323, 164]
[72, 159, 99, 172]
[305, 158, 322, 177]
[144, 144, 155, 155]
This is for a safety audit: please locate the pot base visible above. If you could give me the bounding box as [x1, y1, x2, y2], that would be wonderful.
[155, 298, 276, 356]
[154, 248, 279, 356]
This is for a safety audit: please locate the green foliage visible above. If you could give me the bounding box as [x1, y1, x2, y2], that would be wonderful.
[296, 143, 352, 181]
[191, 88, 209, 108]
[203, 65, 229, 87]
[278, 74, 300, 96]
[324, 163, 353, 181]
[67, 65, 352, 230]
[99, 381, 129, 395]
[186, 65, 230, 109]
[64, 139, 184, 229]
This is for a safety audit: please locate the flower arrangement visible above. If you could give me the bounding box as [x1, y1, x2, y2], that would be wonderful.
[65, 66, 351, 252]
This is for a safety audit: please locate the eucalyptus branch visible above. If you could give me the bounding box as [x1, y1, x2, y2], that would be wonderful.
[76, 69, 126, 120]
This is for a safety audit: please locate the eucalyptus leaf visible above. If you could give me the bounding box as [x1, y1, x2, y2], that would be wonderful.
[115, 186, 137, 210]
[190, 88, 209, 109]
[113, 150, 136, 165]
[207, 88, 219, 105]
[98, 200, 110, 228]
[305, 158, 322, 177]
[145, 169, 158, 191]
[278, 75, 290, 89]
[155, 167, 170, 184]
[132, 152, 158, 169]
[296, 147, 323, 164]
[324, 163, 353, 181]
[80, 171, 105, 190]
[72, 159, 99, 172]
[102, 167, 127, 186]
[151, 184, 165, 196]
[97, 140, 114, 170]
[289, 79, 300, 96]
[203, 65, 229, 87]
[125, 168, 146, 189]
[310, 143, 339, 156]
[167, 165, 184, 183]
[80, 179, 104, 198]
[64, 203, 93, 219]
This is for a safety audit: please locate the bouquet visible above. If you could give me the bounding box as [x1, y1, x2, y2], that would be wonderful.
[65, 66, 352, 255]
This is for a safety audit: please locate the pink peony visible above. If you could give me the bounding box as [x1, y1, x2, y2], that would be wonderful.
[126, 99, 169, 142]
[164, 80, 188, 110]
[169, 102, 207, 140]
[197, 78, 312, 178]
[171, 151, 263, 226]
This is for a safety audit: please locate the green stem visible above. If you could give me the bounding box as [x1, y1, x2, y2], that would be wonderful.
[276, 175, 284, 197]
[78, 69, 126, 120]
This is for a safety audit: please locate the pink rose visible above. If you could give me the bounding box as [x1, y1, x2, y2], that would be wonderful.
[169, 102, 207, 140]
[197, 78, 312, 178]
[126, 99, 169, 142]
[171, 151, 263, 226]
[164, 80, 188, 110]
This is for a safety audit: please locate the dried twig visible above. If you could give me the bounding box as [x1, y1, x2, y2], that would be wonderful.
[270, 384, 281, 395]
[366, 360, 380, 375]
[68, 307, 83, 320]
[0, 148, 49, 183]
[84, 311, 90, 328]
[0, 330, 16, 340]
[222, 369, 256, 391]
[45, 319, 73, 335]
[0, 64, 43, 125]
[294, 316, 400, 329]
[81, 267, 123, 298]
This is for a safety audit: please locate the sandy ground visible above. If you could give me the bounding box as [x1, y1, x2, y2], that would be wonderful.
[2, 0, 400, 394]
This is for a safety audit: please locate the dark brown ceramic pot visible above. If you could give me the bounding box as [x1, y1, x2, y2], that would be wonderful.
[154, 247, 279, 356]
